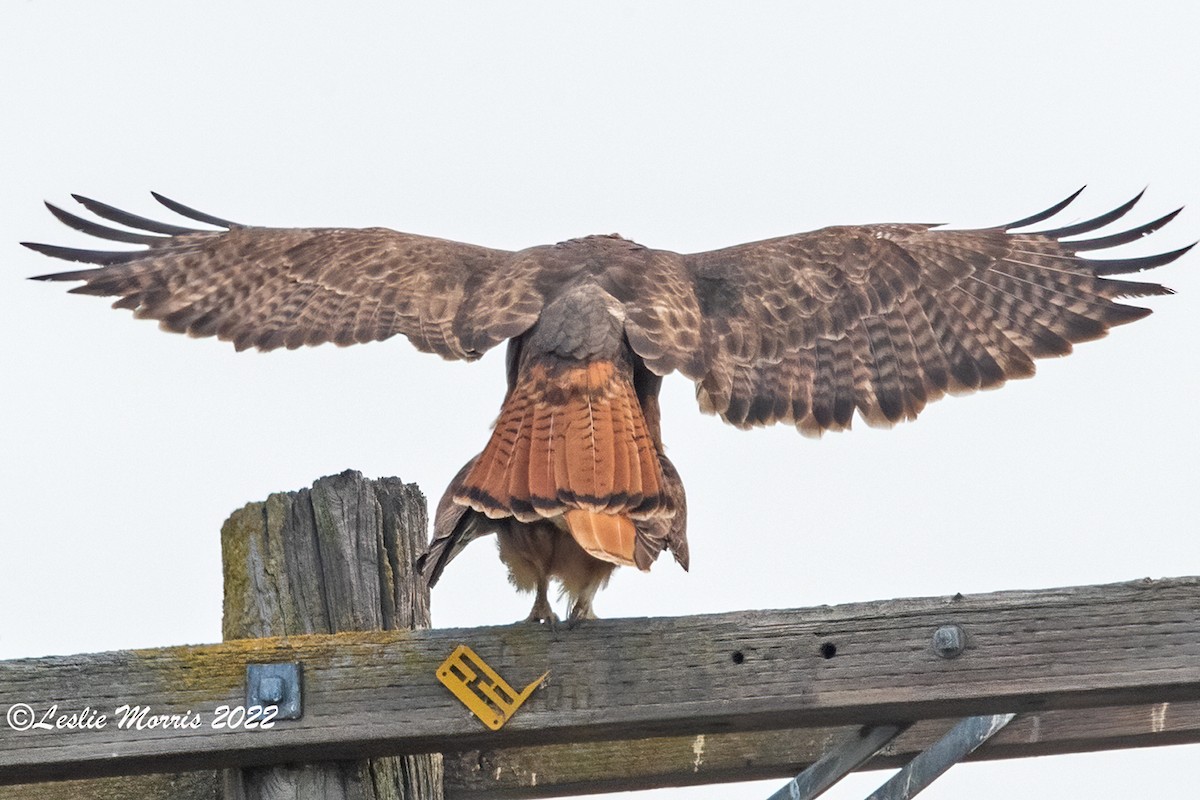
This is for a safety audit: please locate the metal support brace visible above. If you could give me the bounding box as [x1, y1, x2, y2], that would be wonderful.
[864, 713, 1015, 800]
[765, 713, 1015, 800]
[766, 724, 907, 800]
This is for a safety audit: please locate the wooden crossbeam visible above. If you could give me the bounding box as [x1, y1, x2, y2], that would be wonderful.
[1, 577, 1198, 786]
[446, 700, 1200, 797]
[6, 699, 1199, 799]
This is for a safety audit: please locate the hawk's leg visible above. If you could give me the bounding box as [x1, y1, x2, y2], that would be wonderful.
[497, 522, 560, 625]
[525, 577, 559, 625]
[566, 594, 599, 627]
[559, 549, 617, 628]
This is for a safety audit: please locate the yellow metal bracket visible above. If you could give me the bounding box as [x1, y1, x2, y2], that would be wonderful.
[436, 644, 548, 731]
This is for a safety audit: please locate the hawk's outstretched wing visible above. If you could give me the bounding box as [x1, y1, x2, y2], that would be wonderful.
[680, 189, 1191, 435]
[24, 193, 543, 359]
[24, 189, 1190, 437]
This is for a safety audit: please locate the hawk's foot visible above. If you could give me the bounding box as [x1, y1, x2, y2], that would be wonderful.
[523, 593, 559, 626]
[566, 600, 598, 628]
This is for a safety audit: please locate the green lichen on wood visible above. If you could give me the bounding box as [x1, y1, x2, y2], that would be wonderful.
[219, 500, 265, 642]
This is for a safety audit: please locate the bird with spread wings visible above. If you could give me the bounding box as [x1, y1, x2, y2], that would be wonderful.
[24, 190, 1190, 624]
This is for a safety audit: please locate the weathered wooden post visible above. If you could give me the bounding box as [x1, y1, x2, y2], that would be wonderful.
[221, 470, 442, 800]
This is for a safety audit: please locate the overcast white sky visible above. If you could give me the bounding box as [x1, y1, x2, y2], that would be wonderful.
[1, 3, 1197, 798]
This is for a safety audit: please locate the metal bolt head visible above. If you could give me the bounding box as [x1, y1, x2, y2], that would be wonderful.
[246, 662, 303, 719]
[258, 676, 284, 705]
[932, 624, 965, 659]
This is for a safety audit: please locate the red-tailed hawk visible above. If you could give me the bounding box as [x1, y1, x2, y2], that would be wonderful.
[25, 190, 1189, 623]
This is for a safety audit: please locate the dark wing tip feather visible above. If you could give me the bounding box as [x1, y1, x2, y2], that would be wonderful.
[1065, 207, 1184, 252]
[22, 241, 143, 266]
[1112, 304, 1154, 324]
[26, 263, 101, 283]
[1005, 186, 1086, 229]
[1087, 242, 1195, 276]
[43, 201, 164, 245]
[150, 192, 240, 228]
[1030, 189, 1145, 239]
[70, 194, 199, 236]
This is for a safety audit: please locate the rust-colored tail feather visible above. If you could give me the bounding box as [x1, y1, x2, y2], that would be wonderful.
[629, 393, 661, 512]
[456, 359, 670, 561]
[608, 384, 636, 512]
[504, 394, 534, 517]
[527, 395, 555, 516]
[564, 509, 637, 567]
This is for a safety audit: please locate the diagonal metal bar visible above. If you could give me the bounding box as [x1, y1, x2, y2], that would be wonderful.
[864, 713, 1016, 800]
[766, 723, 908, 800]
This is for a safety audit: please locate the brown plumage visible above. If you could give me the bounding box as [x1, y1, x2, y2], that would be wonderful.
[24, 189, 1189, 623]
[458, 357, 664, 566]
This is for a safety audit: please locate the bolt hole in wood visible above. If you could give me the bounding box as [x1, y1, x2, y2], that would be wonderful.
[820, 642, 838, 659]
[731, 651, 745, 664]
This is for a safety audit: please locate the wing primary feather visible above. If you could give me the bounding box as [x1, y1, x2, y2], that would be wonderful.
[863, 318, 904, 423]
[1086, 243, 1196, 275]
[956, 281, 1073, 359]
[150, 192, 240, 228]
[22, 242, 143, 266]
[888, 311, 928, 419]
[1064, 208, 1184, 252]
[809, 337, 836, 429]
[71, 194, 199, 235]
[1004, 186, 1086, 229]
[44, 202, 164, 244]
[899, 295, 950, 393]
[1095, 277, 1173, 298]
[831, 335, 857, 427]
[1029, 190, 1145, 239]
[919, 291, 985, 391]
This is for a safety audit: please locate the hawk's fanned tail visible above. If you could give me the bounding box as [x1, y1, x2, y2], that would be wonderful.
[454, 359, 669, 567]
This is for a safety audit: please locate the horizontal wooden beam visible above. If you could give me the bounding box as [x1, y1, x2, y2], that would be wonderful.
[2, 577, 1198, 785]
[6, 698, 1198, 799]
[444, 699, 1200, 797]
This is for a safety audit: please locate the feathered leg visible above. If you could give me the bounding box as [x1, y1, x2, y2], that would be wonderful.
[527, 576, 557, 625]
[497, 521, 561, 625]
